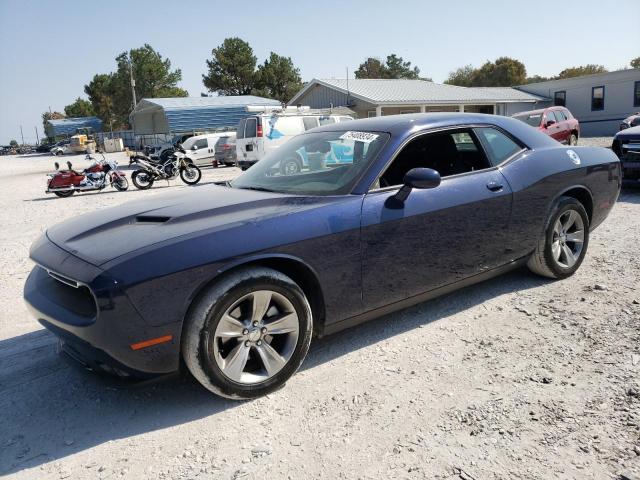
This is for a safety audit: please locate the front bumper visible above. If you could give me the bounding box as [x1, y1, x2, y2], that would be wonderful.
[23, 236, 181, 377]
[236, 159, 257, 169]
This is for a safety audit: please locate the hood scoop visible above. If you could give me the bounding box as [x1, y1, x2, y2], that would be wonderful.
[135, 215, 171, 224]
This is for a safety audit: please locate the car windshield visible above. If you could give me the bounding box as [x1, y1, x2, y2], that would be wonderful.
[514, 113, 542, 127]
[231, 130, 389, 195]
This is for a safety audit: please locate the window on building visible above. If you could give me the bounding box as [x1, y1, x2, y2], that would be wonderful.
[634, 81, 640, 107]
[591, 86, 605, 111]
[554, 91, 566, 107]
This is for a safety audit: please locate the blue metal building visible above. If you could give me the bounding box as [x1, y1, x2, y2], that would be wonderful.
[44, 116, 103, 138]
[129, 96, 281, 134]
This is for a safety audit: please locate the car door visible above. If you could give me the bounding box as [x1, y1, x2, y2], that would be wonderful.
[360, 128, 515, 311]
[190, 138, 210, 166]
[554, 110, 570, 143]
[544, 110, 564, 142]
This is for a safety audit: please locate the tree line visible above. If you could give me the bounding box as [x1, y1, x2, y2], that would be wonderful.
[44, 38, 640, 135]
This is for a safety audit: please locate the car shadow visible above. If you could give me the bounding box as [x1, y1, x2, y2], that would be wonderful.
[0, 267, 547, 475]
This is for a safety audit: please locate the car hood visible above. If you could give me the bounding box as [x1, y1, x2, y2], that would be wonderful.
[46, 185, 341, 266]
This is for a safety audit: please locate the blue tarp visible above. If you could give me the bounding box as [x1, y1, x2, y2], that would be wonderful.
[45, 116, 103, 137]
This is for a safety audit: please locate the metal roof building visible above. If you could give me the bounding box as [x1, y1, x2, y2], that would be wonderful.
[44, 116, 103, 138]
[130, 96, 281, 134]
[288, 79, 549, 118]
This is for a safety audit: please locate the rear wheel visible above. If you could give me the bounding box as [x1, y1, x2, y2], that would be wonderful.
[53, 190, 74, 198]
[131, 170, 154, 190]
[527, 196, 589, 279]
[182, 267, 313, 399]
[180, 164, 201, 185]
[569, 133, 578, 146]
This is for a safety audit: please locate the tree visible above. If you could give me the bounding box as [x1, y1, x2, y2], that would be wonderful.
[444, 65, 475, 86]
[84, 73, 116, 126]
[355, 54, 421, 79]
[556, 64, 607, 79]
[203, 37, 257, 95]
[9, 139, 18, 147]
[64, 97, 94, 117]
[525, 74, 552, 84]
[41, 111, 65, 135]
[254, 52, 303, 102]
[630, 57, 640, 69]
[444, 57, 526, 86]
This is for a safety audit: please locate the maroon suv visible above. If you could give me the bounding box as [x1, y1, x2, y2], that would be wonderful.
[512, 107, 580, 145]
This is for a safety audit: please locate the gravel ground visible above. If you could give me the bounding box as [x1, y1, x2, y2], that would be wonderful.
[1, 149, 639, 480]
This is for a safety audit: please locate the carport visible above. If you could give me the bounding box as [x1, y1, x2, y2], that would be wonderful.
[129, 96, 281, 135]
[44, 116, 103, 138]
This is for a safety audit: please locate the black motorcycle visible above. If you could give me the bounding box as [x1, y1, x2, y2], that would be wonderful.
[129, 144, 202, 190]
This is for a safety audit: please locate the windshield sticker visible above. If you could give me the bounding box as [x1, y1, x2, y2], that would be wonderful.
[339, 131, 379, 143]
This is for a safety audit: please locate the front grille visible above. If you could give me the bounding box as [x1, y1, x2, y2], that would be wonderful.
[39, 267, 97, 319]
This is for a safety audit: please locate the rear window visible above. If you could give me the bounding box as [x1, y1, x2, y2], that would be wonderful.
[514, 113, 542, 127]
[303, 117, 319, 131]
[236, 119, 246, 139]
[319, 117, 336, 126]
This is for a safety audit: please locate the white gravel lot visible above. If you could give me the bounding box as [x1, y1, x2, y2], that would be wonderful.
[1, 147, 639, 480]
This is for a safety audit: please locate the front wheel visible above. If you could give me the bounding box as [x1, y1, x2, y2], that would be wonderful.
[112, 175, 129, 191]
[131, 170, 154, 190]
[182, 267, 313, 399]
[527, 196, 590, 279]
[180, 164, 201, 185]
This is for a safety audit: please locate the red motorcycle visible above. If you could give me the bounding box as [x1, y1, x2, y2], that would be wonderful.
[46, 153, 129, 198]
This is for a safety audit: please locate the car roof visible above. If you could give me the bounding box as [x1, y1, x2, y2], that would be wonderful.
[309, 112, 559, 149]
[513, 106, 565, 117]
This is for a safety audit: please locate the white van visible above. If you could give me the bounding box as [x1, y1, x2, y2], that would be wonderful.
[235, 108, 352, 170]
[181, 132, 235, 167]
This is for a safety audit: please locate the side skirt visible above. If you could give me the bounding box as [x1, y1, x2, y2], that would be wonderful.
[322, 257, 529, 337]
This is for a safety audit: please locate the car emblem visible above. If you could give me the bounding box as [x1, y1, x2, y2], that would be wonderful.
[566, 149, 581, 165]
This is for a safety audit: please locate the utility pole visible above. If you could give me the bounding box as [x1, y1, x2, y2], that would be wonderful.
[129, 53, 137, 109]
[20, 125, 25, 146]
[34, 126, 39, 144]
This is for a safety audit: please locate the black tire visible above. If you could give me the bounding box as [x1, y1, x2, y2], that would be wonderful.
[527, 196, 590, 279]
[280, 157, 302, 175]
[55, 151, 63, 157]
[53, 190, 74, 198]
[180, 164, 201, 185]
[182, 267, 313, 400]
[569, 133, 578, 146]
[112, 176, 129, 191]
[131, 170, 154, 190]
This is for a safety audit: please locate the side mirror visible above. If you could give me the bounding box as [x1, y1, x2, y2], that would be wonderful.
[546, 120, 556, 128]
[394, 168, 441, 203]
[192, 145, 198, 151]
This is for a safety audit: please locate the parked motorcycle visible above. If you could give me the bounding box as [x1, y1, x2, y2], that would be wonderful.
[46, 153, 129, 198]
[129, 144, 202, 189]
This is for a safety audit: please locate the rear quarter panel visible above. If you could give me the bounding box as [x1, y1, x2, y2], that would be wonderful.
[501, 146, 620, 261]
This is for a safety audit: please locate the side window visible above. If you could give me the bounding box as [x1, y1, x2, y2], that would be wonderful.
[545, 110, 557, 124]
[194, 138, 208, 149]
[378, 129, 491, 188]
[554, 91, 566, 106]
[474, 127, 523, 166]
[555, 110, 567, 121]
[236, 119, 246, 139]
[302, 117, 319, 131]
[245, 118, 257, 138]
[591, 86, 604, 111]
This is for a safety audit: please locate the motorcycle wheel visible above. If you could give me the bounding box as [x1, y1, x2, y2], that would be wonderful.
[180, 165, 201, 185]
[131, 170, 154, 190]
[113, 176, 129, 192]
[54, 190, 74, 198]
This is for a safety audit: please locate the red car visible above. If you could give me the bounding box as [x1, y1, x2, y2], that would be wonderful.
[512, 107, 580, 146]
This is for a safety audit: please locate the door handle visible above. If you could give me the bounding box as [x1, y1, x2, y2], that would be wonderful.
[486, 181, 503, 192]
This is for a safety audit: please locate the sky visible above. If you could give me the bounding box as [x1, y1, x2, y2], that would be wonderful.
[1, 0, 638, 144]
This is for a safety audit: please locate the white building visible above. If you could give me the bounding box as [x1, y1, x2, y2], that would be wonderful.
[517, 69, 640, 136]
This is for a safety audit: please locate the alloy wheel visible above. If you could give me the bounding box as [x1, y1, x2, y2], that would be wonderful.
[212, 290, 299, 384]
[551, 209, 585, 268]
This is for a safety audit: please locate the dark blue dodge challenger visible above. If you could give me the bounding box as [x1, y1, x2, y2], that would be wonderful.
[24, 113, 621, 399]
